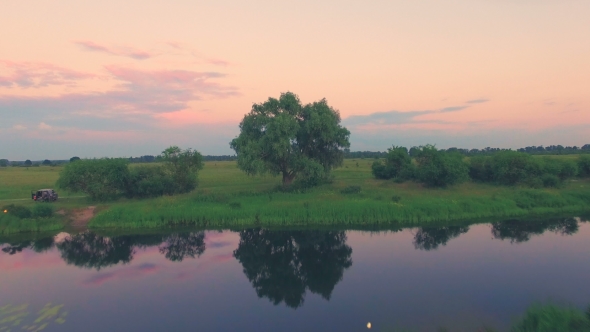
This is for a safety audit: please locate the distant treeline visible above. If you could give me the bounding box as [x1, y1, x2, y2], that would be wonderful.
[344, 144, 590, 159]
[0, 154, 237, 167]
[2, 144, 588, 167]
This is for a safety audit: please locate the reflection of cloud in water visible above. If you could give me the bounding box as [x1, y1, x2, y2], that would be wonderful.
[171, 253, 234, 282]
[82, 262, 159, 286]
[207, 241, 232, 248]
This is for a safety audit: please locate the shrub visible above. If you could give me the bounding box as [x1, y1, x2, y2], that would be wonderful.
[541, 158, 578, 180]
[391, 195, 401, 203]
[578, 155, 590, 178]
[229, 202, 242, 209]
[32, 204, 54, 218]
[488, 151, 541, 185]
[2, 204, 32, 219]
[541, 174, 560, 188]
[340, 186, 361, 194]
[57, 158, 130, 201]
[126, 166, 176, 198]
[414, 145, 469, 187]
[468, 156, 493, 182]
[371, 146, 414, 181]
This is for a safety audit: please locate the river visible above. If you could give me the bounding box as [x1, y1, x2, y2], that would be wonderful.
[1, 217, 589, 331]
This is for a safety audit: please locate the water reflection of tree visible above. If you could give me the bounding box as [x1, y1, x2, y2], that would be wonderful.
[413, 226, 470, 251]
[1, 237, 55, 255]
[159, 232, 206, 262]
[56, 232, 136, 270]
[233, 229, 352, 308]
[53, 231, 207, 269]
[491, 218, 579, 243]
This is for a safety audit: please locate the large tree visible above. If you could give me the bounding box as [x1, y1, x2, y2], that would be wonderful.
[230, 92, 350, 186]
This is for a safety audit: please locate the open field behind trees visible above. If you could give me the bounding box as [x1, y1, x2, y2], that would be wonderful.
[2, 157, 590, 233]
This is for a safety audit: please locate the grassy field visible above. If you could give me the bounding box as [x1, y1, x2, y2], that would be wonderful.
[1, 158, 590, 232]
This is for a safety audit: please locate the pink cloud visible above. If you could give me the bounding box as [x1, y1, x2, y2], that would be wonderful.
[0, 60, 94, 89]
[0, 64, 238, 121]
[74, 41, 153, 60]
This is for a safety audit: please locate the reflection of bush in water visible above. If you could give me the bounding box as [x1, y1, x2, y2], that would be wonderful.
[491, 218, 579, 243]
[0, 303, 68, 331]
[56, 232, 136, 270]
[412, 226, 470, 251]
[1, 237, 55, 255]
[54, 231, 207, 269]
[233, 229, 352, 308]
[158, 232, 205, 262]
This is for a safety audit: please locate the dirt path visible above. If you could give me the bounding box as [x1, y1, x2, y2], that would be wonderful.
[69, 206, 96, 228]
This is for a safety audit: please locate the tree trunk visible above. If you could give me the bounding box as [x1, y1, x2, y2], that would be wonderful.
[282, 172, 295, 186]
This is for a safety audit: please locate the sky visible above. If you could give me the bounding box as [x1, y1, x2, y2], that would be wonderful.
[1, 0, 589, 160]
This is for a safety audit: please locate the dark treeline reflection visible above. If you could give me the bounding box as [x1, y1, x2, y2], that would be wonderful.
[233, 229, 353, 308]
[491, 218, 581, 243]
[413, 226, 470, 250]
[0, 231, 207, 269]
[0, 217, 587, 270]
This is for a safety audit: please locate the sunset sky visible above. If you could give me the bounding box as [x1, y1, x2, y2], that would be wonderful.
[1, 0, 589, 160]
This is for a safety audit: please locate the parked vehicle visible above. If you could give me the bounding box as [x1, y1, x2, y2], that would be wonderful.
[32, 189, 58, 202]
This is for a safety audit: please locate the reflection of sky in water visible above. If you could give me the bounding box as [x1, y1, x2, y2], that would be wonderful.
[0, 221, 589, 332]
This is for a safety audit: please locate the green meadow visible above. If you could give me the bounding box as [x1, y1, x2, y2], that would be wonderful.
[3, 157, 590, 233]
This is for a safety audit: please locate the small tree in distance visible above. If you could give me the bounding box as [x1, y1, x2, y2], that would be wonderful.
[160, 146, 204, 193]
[230, 92, 350, 187]
[24, 160, 32, 167]
[70, 156, 81, 163]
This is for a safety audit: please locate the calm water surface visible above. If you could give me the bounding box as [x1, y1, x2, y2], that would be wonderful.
[1, 218, 589, 331]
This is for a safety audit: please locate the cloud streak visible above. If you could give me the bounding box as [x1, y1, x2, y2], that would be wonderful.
[466, 99, 489, 104]
[74, 41, 154, 60]
[343, 105, 468, 127]
[0, 60, 94, 89]
[0, 65, 239, 130]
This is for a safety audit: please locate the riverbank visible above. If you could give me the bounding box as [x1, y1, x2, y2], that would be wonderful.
[2, 160, 590, 233]
[89, 181, 590, 229]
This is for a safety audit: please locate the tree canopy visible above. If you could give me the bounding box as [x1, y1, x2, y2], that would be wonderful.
[230, 92, 350, 186]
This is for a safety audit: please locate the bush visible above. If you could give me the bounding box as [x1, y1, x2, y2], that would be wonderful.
[57, 158, 130, 201]
[371, 146, 414, 181]
[541, 157, 578, 180]
[32, 204, 54, 218]
[340, 185, 361, 194]
[579, 155, 590, 178]
[228, 202, 242, 209]
[126, 166, 176, 198]
[541, 174, 560, 188]
[468, 156, 493, 182]
[488, 151, 542, 185]
[414, 145, 469, 187]
[2, 204, 32, 219]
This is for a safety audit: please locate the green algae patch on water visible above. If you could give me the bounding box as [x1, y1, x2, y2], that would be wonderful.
[0, 303, 68, 332]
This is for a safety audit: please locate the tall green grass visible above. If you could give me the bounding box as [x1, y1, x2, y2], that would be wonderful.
[0, 213, 65, 234]
[511, 304, 590, 332]
[90, 184, 590, 229]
